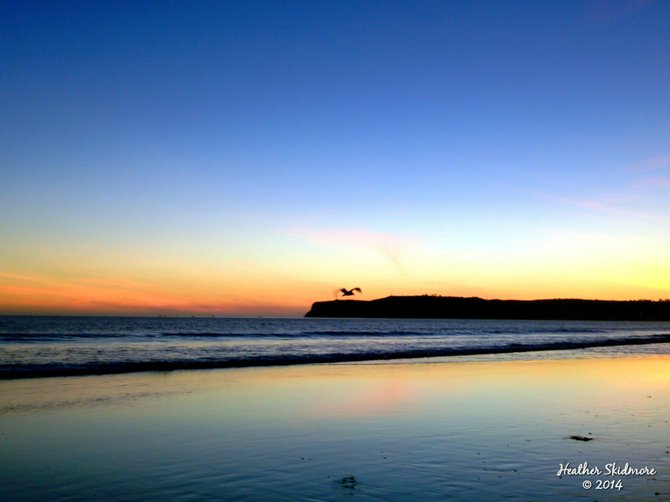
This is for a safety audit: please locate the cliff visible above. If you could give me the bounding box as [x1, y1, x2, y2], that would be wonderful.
[304, 295, 670, 321]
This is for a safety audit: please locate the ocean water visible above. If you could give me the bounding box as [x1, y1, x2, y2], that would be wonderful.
[2, 316, 670, 379]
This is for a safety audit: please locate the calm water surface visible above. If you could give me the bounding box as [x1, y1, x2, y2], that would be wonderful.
[1, 357, 669, 501]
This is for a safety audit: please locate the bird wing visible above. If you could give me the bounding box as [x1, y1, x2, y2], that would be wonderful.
[352, 288, 362, 293]
[340, 288, 348, 294]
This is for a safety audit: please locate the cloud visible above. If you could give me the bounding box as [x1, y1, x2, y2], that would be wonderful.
[0, 272, 193, 311]
[537, 192, 662, 222]
[0, 270, 310, 316]
[637, 176, 670, 188]
[290, 226, 422, 272]
[632, 154, 670, 172]
[590, 0, 653, 21]
[0, 272, 47, 283]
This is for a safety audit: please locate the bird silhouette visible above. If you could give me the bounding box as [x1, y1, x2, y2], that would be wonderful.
[339, 287, 362, 297]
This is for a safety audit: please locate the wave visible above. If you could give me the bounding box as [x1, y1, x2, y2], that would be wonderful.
[2, 334, 669, 380]
[2, 327, 613, 342]
[2, 330, 433, 341]
[308, 330, 431, 336]
[161, 332, 285, 338]
[0, 327, 630, 342]
[161, 327, 610, 338]
[483, 327, 608, 335]
[0, 332, 147, 342]
[160, 330, 432, 338]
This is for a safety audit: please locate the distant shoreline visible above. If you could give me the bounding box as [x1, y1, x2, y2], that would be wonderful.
[305, 296, 670, 321]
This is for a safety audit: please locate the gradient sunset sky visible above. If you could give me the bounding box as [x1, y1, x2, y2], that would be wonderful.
[2, 0, 669, 316]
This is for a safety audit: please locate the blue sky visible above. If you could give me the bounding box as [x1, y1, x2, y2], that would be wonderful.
[2, 0, 669, 314]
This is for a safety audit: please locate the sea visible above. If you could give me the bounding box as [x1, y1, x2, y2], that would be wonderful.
[2, 316, 670, 379]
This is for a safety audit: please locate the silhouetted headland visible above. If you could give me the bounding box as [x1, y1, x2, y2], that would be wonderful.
[305, 296, 670, 321]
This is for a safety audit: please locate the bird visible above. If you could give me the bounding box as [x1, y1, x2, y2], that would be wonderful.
[339, 287, 362, 297]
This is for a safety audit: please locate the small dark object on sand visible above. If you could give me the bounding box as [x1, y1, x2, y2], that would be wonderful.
[339, 476, 357, 489]
[569, 435, 594, 442]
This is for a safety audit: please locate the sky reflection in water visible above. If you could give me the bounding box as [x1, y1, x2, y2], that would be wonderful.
[1, 356, 669, 500]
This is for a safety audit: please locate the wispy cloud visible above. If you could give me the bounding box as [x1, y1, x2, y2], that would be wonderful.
[0, 272, 48, 283]
[632, 154, 670, 172]
[535, 152, 670, 224]
[590, 0, 653, 21]
[0, 272, 204, 314]
[537, 192, 662, 222]
[0, 270, 309, 316]
[290, 227, 422, 272]
[541, 193, 636, 209]
[636, 176, 670, 188]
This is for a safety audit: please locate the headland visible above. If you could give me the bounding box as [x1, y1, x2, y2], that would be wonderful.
[305, 295, 670, 320]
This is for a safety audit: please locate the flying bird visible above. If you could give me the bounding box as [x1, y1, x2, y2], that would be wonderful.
[339, 287, 362, 297]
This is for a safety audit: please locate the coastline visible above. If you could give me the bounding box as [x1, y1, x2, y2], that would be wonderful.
[2, 353, 669, 500]
[3, 316, 670, 381]
[3, 333, 670, 380]
[306, 296, 670, 320]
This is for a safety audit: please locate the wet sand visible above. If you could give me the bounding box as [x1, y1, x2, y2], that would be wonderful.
[1, 355, 669, 500]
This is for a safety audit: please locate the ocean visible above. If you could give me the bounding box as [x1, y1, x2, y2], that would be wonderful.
[2, 316, 670, 379]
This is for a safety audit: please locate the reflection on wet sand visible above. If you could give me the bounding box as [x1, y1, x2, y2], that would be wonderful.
[1, 356, 669, 500]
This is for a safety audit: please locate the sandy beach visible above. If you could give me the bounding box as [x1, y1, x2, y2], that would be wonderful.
[1, 354, 669, 501]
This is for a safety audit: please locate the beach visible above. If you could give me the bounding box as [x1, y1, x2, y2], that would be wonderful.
[2, 354, 669, 501]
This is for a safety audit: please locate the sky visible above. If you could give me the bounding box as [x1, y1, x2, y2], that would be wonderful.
[1, 0, 670, 316]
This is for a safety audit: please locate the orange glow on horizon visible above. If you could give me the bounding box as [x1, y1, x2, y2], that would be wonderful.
[0, 272, 310, 316]
[2, 231, 669, 318]
[2, 270, 670, 317]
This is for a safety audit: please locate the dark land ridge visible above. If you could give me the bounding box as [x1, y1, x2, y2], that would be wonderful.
[305, 296, 670, 321]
